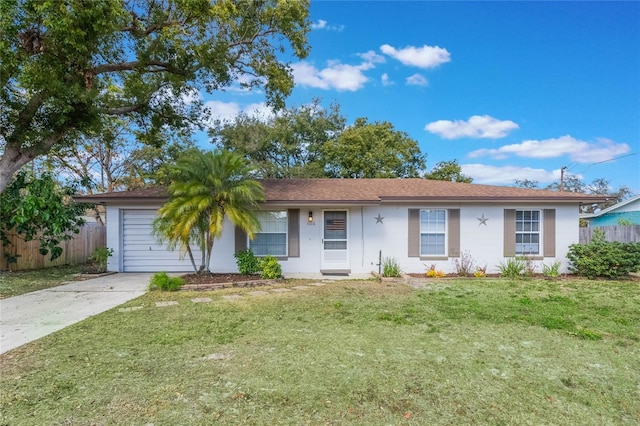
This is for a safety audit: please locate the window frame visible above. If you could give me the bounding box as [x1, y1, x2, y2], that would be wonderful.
[419, 209, 448, 257]
[249, 210, 288, 257]
[515, 209, 541, 256]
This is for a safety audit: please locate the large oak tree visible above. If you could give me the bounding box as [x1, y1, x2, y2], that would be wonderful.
[211, 99, 346, 178]
[0, 0, 310, 193]
[323, 117, 427, 178]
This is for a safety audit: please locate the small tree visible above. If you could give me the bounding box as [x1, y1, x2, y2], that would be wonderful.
[153, 149, 264, 274]
[0, 170, 86, 264]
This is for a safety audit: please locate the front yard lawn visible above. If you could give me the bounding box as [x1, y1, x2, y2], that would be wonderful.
[1, 278, 639, 425]
[0, 264, 84, 299]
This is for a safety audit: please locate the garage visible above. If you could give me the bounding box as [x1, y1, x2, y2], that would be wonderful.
[121, 209, 198, 272]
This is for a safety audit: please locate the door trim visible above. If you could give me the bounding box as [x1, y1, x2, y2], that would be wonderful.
[321, 209, 350, 272]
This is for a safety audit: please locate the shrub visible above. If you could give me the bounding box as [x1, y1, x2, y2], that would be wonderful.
[567, 229, 640, 279]
[149, 271, 184, 291]
[498, 257, 527, 279]
[234, 249, 260, 275]
[453, 250, 476, 277]
[542, 260, 562, 278]
[616, 218, 635, 226]
[258, 255, 282, 279]
[382, 256, 402, 277]
[88, 247, 113, 273]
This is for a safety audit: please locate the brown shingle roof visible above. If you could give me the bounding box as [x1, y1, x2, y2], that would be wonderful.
[75, 178, 611, 205]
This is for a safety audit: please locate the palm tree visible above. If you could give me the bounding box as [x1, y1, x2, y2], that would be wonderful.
[153, 149, 264, 273]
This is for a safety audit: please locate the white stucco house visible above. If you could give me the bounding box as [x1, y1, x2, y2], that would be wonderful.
[76, 179, 607, 276]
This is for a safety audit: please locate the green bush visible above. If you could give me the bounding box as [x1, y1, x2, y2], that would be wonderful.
[149, 271, 184, 291]
[498, 257, 527, 279]
[567, 230, 640, 279]
[234, 249, 260, 275]
[382, 256, 402, 277]
[542, 260, 562, 278]
[258, 255, 282, 279]
[88, 247, 113, 273]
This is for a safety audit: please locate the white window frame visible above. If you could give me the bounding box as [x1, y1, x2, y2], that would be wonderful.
[249, 210, 288, 257]
[515, 209, 541, 255]
[419, 209, 448, 257]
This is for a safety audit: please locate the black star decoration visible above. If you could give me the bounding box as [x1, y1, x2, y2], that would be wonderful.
[477, 213, 489, 226]
[375, 214, 384, 224]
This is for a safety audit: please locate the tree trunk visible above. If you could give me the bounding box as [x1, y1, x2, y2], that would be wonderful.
[204, 232, 214, 273]
[0, 145, 33, 193]
[185, 244, 197, 274]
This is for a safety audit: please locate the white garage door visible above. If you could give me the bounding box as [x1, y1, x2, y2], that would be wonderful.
[122, 210, 199, 272]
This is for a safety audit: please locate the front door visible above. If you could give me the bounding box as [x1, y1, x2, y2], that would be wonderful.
[321, 210, 349, 272]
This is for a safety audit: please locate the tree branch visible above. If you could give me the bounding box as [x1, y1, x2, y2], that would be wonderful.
[91, 60, 186, 75]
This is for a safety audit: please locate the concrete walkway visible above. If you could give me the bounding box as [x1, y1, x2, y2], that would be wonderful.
[0, 273, 151, 355]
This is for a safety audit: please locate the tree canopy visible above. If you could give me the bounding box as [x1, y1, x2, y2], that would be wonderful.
[211, 99, 345, 178]
[424, 160, 473, 183]
[323, 118, 427, 178]
[0, 0, 310, 193]
[513, 175, 632, 212]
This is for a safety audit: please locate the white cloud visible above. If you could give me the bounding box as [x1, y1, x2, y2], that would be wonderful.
[311, 19, 327, 30]
[204, 100, 273, 123]
[311, 19, 344, 31]
[292, 61, 373, 91]
[406, 73, 428, 86]
[468, 135, 631, 163]
[204, 100, 241, 122]
[358, 50, 386, 64]
[380, 44, 451, 68]
[381, 73, 393, 86]
[426, 115, 519, 139]
[461, 164, 568, 185]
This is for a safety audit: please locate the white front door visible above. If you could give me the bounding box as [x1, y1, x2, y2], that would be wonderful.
[321, 210, 349, 272]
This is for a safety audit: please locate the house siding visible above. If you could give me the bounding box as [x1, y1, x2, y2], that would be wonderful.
[104, 203, 579, 275]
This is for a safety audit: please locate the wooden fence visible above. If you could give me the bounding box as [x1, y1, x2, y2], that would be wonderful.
[0, 223, 106, 271]
[579, 225, 640, 244]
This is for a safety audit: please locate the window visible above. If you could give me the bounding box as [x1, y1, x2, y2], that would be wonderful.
[250, 210, 287, 256]
[515, 210, 540, 255]
[420, 209, 447, 256]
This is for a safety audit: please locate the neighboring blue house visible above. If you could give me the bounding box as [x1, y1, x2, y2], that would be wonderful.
[581, 195, 640, 226]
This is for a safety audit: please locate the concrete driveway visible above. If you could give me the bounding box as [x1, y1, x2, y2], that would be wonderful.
[0, 273, 151, 355]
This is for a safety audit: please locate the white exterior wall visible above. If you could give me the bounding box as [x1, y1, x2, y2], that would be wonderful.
[104, 203, 580, 275]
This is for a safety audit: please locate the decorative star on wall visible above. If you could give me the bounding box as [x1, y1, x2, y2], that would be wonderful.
[375, 213, 384, 224]
[477, 214, 489, 226]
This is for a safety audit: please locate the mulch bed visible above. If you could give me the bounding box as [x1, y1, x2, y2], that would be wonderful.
[179, 273, 275, 291]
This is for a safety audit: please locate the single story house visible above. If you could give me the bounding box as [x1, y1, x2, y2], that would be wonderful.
[580, 194, 640, 226]
[77, 178, 607, 275]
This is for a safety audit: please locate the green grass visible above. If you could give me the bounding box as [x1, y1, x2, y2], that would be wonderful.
[0, 264, 84, 299]
[1, 279, 639, 425]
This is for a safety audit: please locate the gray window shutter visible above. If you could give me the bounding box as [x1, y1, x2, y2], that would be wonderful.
[504, 209, 516, 257]
[235, 226, 247, 254]
[408, 209, 420, 257]
[543, 209, 556, 257]
[448, 209, 460, 257]
[288, 209, 300, 257]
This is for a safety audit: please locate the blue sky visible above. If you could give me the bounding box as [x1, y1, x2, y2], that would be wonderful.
[202, 1, 640, 194]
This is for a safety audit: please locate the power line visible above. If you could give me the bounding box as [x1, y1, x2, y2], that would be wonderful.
[590, 152, 638, 165]
[573, 152, 638, 176]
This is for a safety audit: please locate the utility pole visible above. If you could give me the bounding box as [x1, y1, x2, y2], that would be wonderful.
[559, 166, 567, 191]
